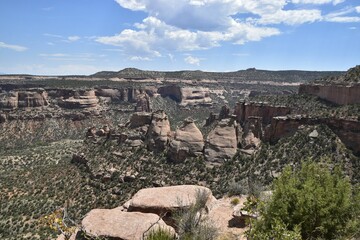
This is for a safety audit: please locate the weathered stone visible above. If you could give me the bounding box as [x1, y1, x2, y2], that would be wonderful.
[146, 110, 171, 151]
[168, 118, 204, 162]
[299, 84, 360, 105]
[234, 101, 291, 125]
[158, 85, 212, 106]
[81, 209, 175, 240]
[205, 119, 238, 163]
[59, 90, 99, 109]
[128, 185, 216, 219]
[135, 93, 151, 112]
[128, 112, 152, 128]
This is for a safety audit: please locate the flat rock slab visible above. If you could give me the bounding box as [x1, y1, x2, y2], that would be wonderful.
[81, 209, 174, 240]
[128, 185, 215, 214]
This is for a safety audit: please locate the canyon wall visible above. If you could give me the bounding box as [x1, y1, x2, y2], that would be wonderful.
[299, 84, 360, 105]
[158, 85, 212, 106]
[234, 101, 291, 124]
[265, 116, 360, 154]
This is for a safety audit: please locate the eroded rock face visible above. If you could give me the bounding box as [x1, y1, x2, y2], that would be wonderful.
[0, 89, 48, 109]
[168, 118, 204, 162]
[59, 90, 99, 109]
[234, 101, 291, 125]
[81, 209, 175, 240]
[158, 85, 212, 106]
[180, 87, 212, 106]
[0, 92, 18, 109]
[265, 116, 360, 154]
[128, 112, 152, 129]
[135, 93, 151, 112]
[205, 118, 239, 163]
[146, 110, 171, 151]
[299, 84, 360, 105]
[18, 90, 49, 108]
[242, 117, 263, 149]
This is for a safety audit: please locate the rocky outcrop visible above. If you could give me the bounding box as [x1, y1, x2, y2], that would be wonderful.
[135, 93, 151, 112]
[0, 91, 18, 109]
[265, 116, 360, 154]
[299, 84, 360, 105]
[168, 118, 204, 162]
[242, 117, 263, 149]
[146, 110, 171, 152]
[0, 89, 48, 109]
[234, 101, 291, 125]
[158, 85, 212, 106]
[127, 185, 216, 226]
[128, 112, 152, 129]
[59, 90, 99, 109]
[81, 209, 175, 239]
[205, 118, 239, 163]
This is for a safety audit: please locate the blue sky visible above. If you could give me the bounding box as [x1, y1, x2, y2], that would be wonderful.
[0, 0, 359, 75]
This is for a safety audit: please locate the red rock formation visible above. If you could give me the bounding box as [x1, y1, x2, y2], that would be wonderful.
[299, 84, 360, 105]
[158, 85, 212, 106]
[234, 101, 291, 125]
[0, 89, 48, 109]
[265, 116, 360, 154]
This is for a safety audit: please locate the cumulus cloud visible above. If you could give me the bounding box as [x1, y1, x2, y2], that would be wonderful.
[0, 42, 27, 52]
[184, 56, 201, 66]
[96, 0, 360, 59]
[356, 6, 360, 13]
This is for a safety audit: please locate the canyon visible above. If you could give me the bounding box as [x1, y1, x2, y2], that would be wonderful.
[1, 66, 359, 240]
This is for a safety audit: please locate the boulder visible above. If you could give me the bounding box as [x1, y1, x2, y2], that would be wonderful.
[146, 110, 171, 151]
[127, 185, 216, 222]
[168, 118, 204, 162]
[81, 209, 175, 240]
[205, 118, 238, 163]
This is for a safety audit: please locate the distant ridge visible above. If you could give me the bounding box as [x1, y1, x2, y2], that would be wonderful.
[91, 67, 344, 83]
[314, 65, 360, 84]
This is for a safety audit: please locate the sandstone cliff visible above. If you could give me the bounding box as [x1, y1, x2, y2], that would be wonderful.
[299, 84, 360, 105]
[265, 116, 360, 154]
[234, 101, 291, 124]
[158, 85, 212, 106]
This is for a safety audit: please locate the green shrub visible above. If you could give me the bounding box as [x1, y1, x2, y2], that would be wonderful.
[230, 198, 240, 206]
[247, 160, 360, 240]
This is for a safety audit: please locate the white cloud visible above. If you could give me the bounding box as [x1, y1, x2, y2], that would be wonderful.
[0, 42, 27, 52]
[292, 0, 344, 5]
[67, 36, 80, 42]
[39, 53, 68, 57]
[105, 0, 359, 59]
[185, 56, 201, 66]
[129, 56, 151, 61]
[254, 9, 322, 25]
[96, 16, 279, 57]
[355, 6, 360, 13]
[324, 7, 360, 22]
